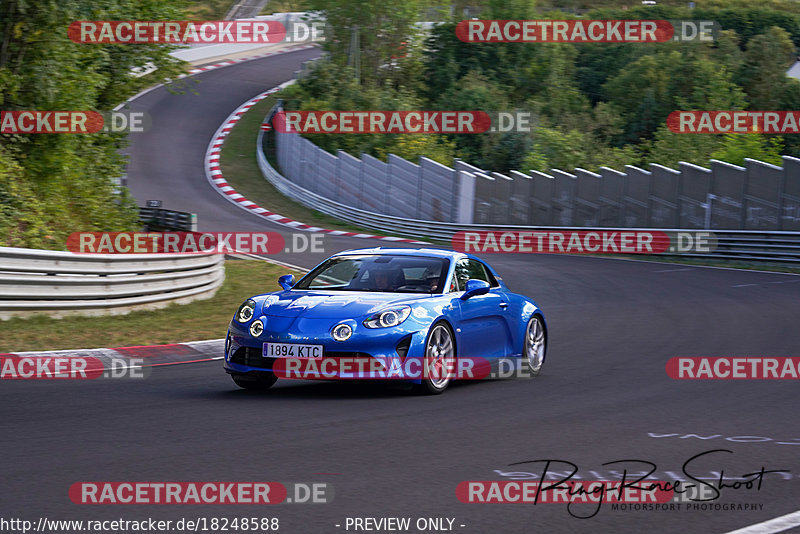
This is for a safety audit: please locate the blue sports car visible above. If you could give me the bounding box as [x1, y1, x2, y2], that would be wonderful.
[224, 248, 547, 394]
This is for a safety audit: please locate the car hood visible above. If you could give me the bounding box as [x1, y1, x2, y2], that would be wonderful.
[258, 290, 432, 319]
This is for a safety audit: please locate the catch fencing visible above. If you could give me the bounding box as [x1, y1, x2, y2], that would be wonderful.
[270, 109, 800, 232]
[260, 103, 800, 263]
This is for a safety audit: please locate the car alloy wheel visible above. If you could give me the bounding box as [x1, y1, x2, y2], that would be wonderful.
[524, 316, 546, 376]
[419, 323, 456, 394]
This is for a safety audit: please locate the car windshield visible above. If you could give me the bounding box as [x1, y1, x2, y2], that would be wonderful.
[293, 255, 450, 293]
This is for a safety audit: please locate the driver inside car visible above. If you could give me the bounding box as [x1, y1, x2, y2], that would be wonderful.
[373, 270, 391, 291]
[369, 265, 404, 291]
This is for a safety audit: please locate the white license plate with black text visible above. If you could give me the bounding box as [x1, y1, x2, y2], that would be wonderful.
[264, 342, 323, 359]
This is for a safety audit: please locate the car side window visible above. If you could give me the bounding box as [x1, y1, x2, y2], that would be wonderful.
[450, 259, 497, 292]
[479, 262, 500, 287]
[465, 260, 490, 284]
[451, 259, 469, 292]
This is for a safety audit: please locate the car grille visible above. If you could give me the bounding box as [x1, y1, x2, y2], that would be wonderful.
[230, 347, 276, 369]
[395, 336, 412, 359]
[231, 349, 378, 369]
[323, 352, 373, 359]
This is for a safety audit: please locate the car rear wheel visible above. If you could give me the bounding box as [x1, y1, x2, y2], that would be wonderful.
[524, 315, 546, 376]
[416, 322, 456, 395]
[232, 373, 277, 391]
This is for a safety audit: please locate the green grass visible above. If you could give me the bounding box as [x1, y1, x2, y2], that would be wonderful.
[182, 0, 232, 20]
[0, 261, 303, 353]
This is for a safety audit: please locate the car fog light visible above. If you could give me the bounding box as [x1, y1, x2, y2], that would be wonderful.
[332, 323, 352, 341]
[249, 320, 264, 337]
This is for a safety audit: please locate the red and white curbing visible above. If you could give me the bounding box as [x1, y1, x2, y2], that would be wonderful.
[203, 90, 428, 244]
[2, 340, 224, 369]
[184, 44, 317, 76]
[114, 40, 422, 244]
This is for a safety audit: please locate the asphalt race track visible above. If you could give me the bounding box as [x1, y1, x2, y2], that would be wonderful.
[3, 47, 800, 534]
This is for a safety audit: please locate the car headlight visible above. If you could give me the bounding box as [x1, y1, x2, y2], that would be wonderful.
[250, 319, 264, 337]
[236, 299, 256, 323]
[363, 306, 411, 329]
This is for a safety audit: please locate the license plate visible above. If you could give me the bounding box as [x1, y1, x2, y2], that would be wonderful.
[263, 342, 323, 359]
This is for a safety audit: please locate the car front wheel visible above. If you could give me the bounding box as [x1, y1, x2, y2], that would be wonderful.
[232, 373, 277, 391]
[416, 322, 456, 395]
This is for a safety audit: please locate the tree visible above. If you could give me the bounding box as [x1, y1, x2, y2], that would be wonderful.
[711, 134, 784, 167]
[711, 30, 744, 76]
[535, 44, 590, 126]
[603, 48, 746, 143]
[434, 71, 509, 168]
[645, 126, 727, 169]
[694, 7, 800, 49]
[523, 127, 586, 172]
[738, 26, 797, 110]
[0, 0, 188, 249]
[307, 0, 424, 87]
[602, 51, 679, 143]
[0, 144, 49, 247]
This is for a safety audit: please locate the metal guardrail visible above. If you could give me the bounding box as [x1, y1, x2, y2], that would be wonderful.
[139, 207, 197, 232]
[0, 247, 225, 319]
[257, 118, 800, 264]
[225, 0, 271, 20]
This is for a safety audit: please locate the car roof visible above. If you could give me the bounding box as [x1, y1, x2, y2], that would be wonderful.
[332, 247, 466, 260]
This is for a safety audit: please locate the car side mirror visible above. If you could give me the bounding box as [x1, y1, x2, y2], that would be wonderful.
[278, 274, 295, 290]
[460, 279, 490, 300]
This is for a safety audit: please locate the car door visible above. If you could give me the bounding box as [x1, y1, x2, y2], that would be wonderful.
[453, 259, 512, 359]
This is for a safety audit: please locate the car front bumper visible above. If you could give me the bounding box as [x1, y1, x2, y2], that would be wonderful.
[222, 315, 430, 380]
